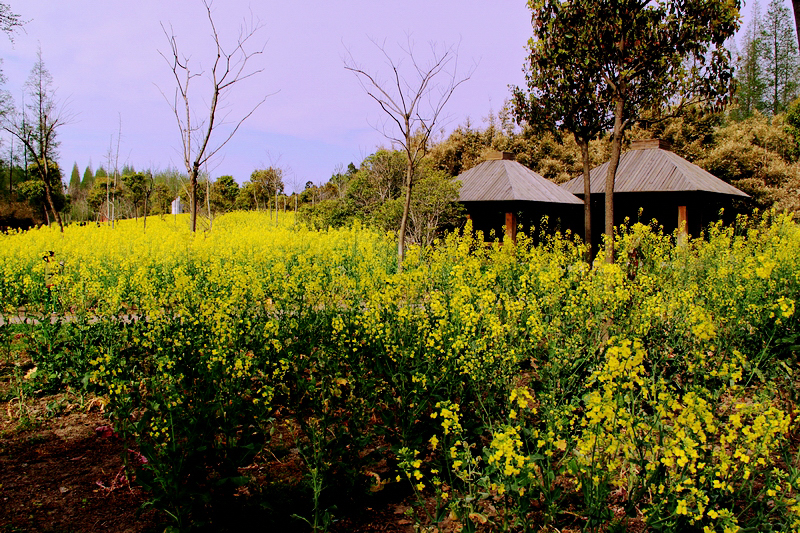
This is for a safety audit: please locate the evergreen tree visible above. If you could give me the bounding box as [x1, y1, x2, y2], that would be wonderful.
[734, 1, 767, 119]
[762, 0, 800, 114]
[68, 162, 80, 196]
[81, 164, 94, 189]
[95, 166, 107, 179]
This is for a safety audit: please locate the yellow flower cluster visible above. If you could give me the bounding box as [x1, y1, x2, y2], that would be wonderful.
[2, 209, 799, 531]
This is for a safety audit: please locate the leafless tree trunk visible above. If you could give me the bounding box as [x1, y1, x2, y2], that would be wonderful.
[159, 0, 273, 232]
[345, 37, 472, 271]
[112, 118, 121, 228]
[206, 174, 212, 231]
[104, 126, 122, 228]
[143, 171, 153, 233]
[8, 136, 13, 196]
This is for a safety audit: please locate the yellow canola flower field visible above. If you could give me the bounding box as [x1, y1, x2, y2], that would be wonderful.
[1, 210, 799, 532]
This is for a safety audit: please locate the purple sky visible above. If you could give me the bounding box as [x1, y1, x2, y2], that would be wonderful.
[2, 1, 534, 192]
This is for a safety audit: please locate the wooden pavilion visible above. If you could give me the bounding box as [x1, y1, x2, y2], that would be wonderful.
[561, 140, 749, 245]
[456, 151, 583, 242]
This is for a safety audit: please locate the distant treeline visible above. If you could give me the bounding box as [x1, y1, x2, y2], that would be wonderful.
[3, 100, 799, 232]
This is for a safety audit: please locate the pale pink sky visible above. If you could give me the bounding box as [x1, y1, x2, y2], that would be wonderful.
[2, 0, 533, 191]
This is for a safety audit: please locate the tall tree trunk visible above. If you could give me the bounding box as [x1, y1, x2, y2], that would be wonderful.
[605, 95, 625, 264]
[793, 0, 800, 62]
[42, 161, 64, 233]
[774, 32, 780, 115]
[577, 137, 592, 262]
[397, 161, 414, 272]
[8, 138, 13, 196]
[190, 165, 199, 232]
[206, 177, 212, 231]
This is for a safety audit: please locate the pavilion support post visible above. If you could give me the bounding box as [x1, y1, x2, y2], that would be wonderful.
[678, 205, 688, 246]
[505, 211, 517, 244]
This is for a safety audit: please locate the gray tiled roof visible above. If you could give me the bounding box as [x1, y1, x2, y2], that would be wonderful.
[457, 159, 583, 204]
[562, 147, 749, 196]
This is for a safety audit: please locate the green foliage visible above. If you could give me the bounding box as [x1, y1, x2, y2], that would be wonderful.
[233, 168, 284, 212]
[407, 168, 463, 247]
[785, 97, 800, 155]
[80, 165, 94, 189]
[149, 183, 173, 216]
[691, 112, 800, 212]
[178, 177, 208, 211]
[298, 197, 356, 229]
[233, 181, 256, 211]
[521, 0, 740, 262]
[429, 113, 610, 183]
[16, 179, 46, 207]
[250, 167, 284, 197]
[17, 161, 67, 221]
[121, 172, 148, 218]
[87, 176, 122, 214]
[347, 150, 404, 212]
[68, 162, 80, 196]
[732, 0, 800, 120]
[209, 175, 238, 214]
[510, 0, 613, 187]
[300, 150, 463, 243]
[732, 2, 767, 120]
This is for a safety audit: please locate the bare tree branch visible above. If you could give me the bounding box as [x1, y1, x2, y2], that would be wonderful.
[157, 0, 274, 232]
[344, 36, 473, 269]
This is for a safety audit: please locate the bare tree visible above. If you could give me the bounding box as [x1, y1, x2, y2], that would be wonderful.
[345, 37, 472, 270]
[104, 117, 122, 228]
[3, 48, 71, 232]
[159, 0, 272, 232]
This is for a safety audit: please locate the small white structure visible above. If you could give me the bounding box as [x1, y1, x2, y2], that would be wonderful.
[171, 197, 182, 215]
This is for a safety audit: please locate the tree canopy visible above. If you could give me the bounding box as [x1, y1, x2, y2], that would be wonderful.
[518, 0, 740, 261]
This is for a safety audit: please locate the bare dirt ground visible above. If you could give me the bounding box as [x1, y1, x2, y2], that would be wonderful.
[0, 406, 164, 533]
[0, 396, 423, 533]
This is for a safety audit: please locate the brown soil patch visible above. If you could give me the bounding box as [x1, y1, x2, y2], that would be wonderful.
[0, 402, 421, 532]
[0, 408, 163, 533]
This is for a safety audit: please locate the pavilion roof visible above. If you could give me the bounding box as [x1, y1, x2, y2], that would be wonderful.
[457, 158, 582, 204]
[561, 140, 748, 197]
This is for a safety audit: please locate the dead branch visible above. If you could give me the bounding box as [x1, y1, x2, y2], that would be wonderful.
[157, 0, 275, 232]
[344, 35, 473, 269]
